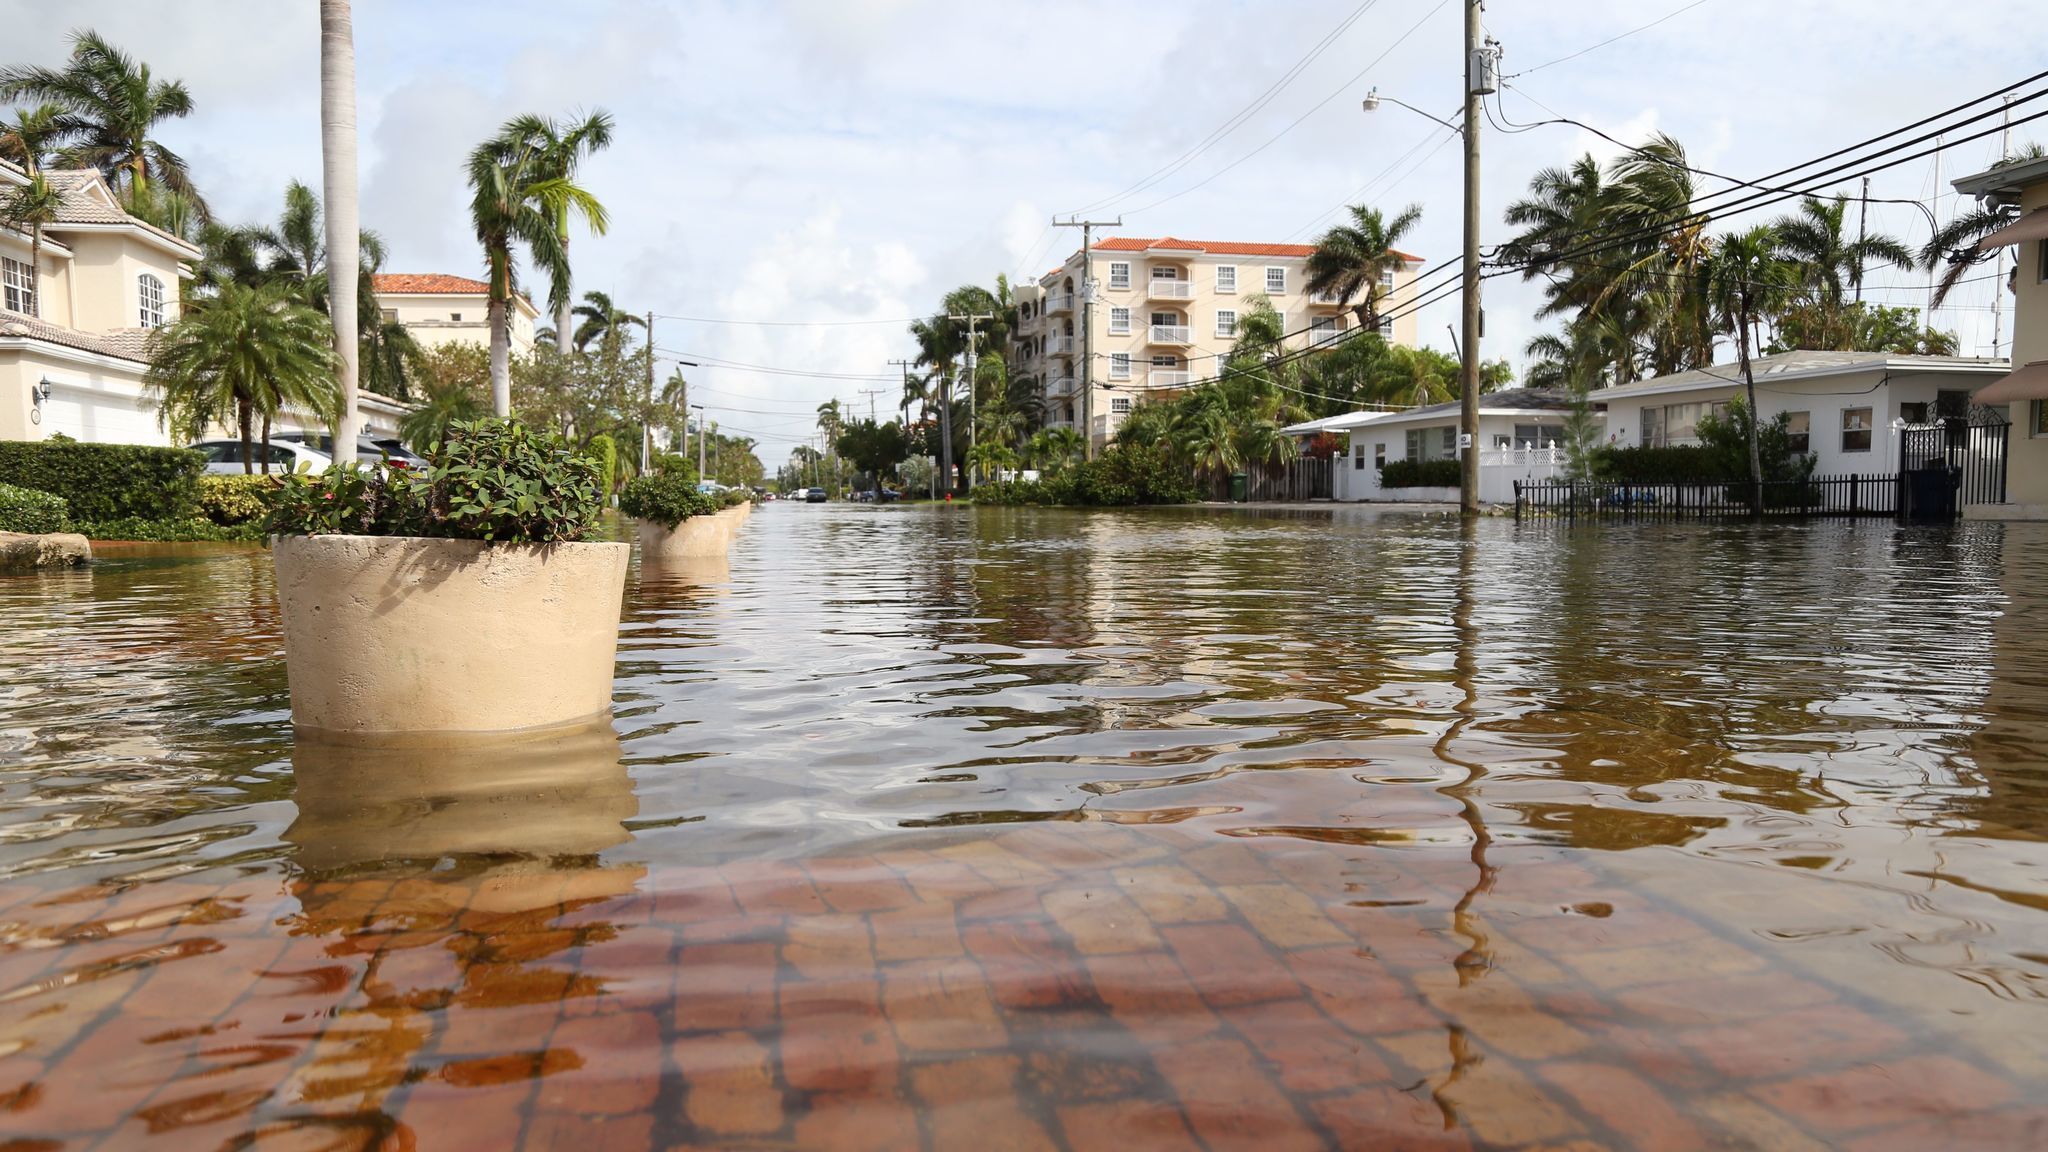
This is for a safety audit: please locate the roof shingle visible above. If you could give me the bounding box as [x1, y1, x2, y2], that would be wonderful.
[0, 308, 155, 364]
[373, 273, 494, 295]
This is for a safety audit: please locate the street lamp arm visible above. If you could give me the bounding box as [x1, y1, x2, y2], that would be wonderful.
[1363, 87, 1466, 135]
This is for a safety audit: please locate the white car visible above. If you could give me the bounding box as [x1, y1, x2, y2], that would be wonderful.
[188, 438, 333, 475]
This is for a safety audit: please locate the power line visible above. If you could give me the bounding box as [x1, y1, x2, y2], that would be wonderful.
[1503, 0, 1714, 79]
[649, 312, 922, 327]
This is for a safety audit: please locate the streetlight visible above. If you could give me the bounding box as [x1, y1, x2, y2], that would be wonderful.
[1361, 10, 1501, 516]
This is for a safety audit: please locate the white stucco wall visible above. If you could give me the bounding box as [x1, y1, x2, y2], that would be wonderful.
[0, 347, 166, 445]
[379, 292, 536, 357]
[1336, 412, 1573, 504]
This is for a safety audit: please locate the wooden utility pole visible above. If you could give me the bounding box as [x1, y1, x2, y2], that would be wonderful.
[641, 310, 656, 474]
[1054, 216, 1120, 459]
[1458, 5, 1496, 517]
[948, 312, 993, 489]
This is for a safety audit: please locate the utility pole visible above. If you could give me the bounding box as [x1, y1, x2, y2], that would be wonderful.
[948, 312, 993, 488]
[1854, 176, 1870, 304]
[1458, 6, 1498, 518]
[641, 310, 656, 474]
[858, 388, 886, 423]
[1929, 134, 1943, 323]
[692, 404, 707, 481]
[1054, 216, 1120, 460]
[1993, 94, 2015, 358]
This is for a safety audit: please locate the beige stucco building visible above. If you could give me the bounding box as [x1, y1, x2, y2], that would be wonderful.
[1955, 156, 2048, 517]
[2, 161, 405, 446]
[372, 273, 537, 357]
[1011, 236, 1423, 444]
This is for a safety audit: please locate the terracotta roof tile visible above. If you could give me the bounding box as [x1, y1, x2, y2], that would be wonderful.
[1086, 236, 1422, 261]
[0, 308, 154, 364]
[372, 273, 495, 295]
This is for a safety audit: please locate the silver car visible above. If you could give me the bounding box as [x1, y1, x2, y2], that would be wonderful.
[188, 439, 334, 476]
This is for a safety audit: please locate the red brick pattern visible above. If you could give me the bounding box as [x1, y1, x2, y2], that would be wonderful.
[0, 823, 2034, 1150]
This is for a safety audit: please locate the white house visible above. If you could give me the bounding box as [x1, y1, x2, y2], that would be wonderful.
[1332, 388, 1581, 504]
[1588, 351, 2009, 478]
[372, 273, 536, 357]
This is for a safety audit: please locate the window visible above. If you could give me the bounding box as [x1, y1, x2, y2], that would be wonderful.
[449, 312, 463, 322]
[2039, 239, 2048, 284]
[1150, 355, 1180, 368]
[1151, 265, 1179, 280]
[1150, 312, 1178, 328]
[1109, 262, 1130, 290]
[1785, 411, 1810, 454]
[1108, 353, 1131, 379]
[2034, 400, 2048, 437]
[1109, 306, 1131, 334]
[138, 273, 165, 328]
[1841, 407, 1873, 452]
[1374, 443, 1386, 470]
[1216, 265, 1237, 293]
[1377, 314, 1393, 336]
[1353, 442, 1366, 470]
[1510, 424, 1562, 448]
[1406, 428, 1457, 462]
[2, 257, 32, 315]
[1900, 402, 1929, 425]
[1440, 427, 1458, 458]
[1639, 406, 1663, 448]
[1265, 266, 1286, 294]
[1638, 400, 1727, 447]
[1270, 310, 1284, 333]
[1216, 309, 1237, 338]
[381, 308, 398, 322]
[1111, 397, 1132, 415]
[1380, 269, 1395, 290]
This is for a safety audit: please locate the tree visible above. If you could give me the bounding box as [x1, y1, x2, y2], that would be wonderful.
[145, 281, 338, 470]
[532, 112, 615, 356]
[568, 289, 643, 352]
[1922, 141, 2047, 308]
[0, 30, 205, 218]
[1772, 196, 1912, 316]
[400, 344, 490, 449]
[1305, 203, 1422, 332]
[1027, 426, 1085, 474]
[319, 0, 361, 464]
[1, 171, 63, 317]
[1706, 225, 1799, 513]
[0, 103, 65, 174]
[467, 114, 609, 415]
[835, 418, 911, 491]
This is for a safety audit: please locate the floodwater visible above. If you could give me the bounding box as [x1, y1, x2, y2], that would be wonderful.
[1, 506, 2046, 1151]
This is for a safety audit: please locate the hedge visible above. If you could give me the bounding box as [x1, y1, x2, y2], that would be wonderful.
[72, 516, 263, 543]
[973, 445, 1199, 507]
[0, 482, 69, 534]
[618, 472, 719, 527]
[0, 440, 205, 522]
[199, 475, 273, 526]
[1379, 458, 1462, 488]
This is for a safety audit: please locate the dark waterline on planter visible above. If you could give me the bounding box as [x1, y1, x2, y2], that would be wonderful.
[2, 508, 2047, 1149]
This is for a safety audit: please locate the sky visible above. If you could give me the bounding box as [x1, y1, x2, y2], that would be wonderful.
[4, 0, 2043, 463]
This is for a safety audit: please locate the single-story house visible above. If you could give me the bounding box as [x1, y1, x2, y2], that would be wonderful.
[1588, 351, 2009, 477]
[1333, 388, 1581, 504]
[1953, 153, 2048, 519]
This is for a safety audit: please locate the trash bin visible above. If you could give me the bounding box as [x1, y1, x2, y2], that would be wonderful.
[1904, 466, 1955, 522]
[1229, 473, 1249, 503]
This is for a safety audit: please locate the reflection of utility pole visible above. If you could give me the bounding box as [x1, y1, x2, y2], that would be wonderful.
[1431, 517, 1493, 1128]
[948, 312, 993, 490]
[1054, 216, 1119, 460]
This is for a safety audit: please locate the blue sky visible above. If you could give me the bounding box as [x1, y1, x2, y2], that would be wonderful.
[4, 0, 2041, 460]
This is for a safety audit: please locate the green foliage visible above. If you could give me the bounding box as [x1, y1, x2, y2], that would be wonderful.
[586, 432, 620, 493]
[835, 419, 911, 487]
[1768, 301, 1959, 356]
[1379, 458, 1463, 488]
[402, 343, 490, 449]
[1594, 402, 1814, 484]
[198, 475, 270, 526]
[72, 516, 262, 543]
[618, 472, 718, 528]
[0, 440, 202, 521]
[974, 444, 1198, 507]
[266, 419, 606, 543]
[145, 279, 339, 446]
[0, 482, 68, 534]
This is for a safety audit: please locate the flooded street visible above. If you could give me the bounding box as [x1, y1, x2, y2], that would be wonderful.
[2, 505, 2046, 1150]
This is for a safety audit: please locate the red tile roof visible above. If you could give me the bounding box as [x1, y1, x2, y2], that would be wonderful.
[372, 273, 493, 295]
[1089, 236, 1421, 261]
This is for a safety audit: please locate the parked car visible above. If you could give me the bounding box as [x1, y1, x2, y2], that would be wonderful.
[188, 439, 333, 476]
[805, 487, 828, 503]
[272, 432, 428, 470]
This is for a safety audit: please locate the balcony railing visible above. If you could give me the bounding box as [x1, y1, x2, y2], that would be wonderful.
[1308, 289, 1347, 306]
[1045, 335, 1075, 357]
[1147, 369, 1193, 389]
[1149, 324, 1193, 346]
[1045, 293, 1075, 314]
[1147, 279, 1195, 301]
[1047, 376, 1078, 395]
[1308, 325, 1346, 348]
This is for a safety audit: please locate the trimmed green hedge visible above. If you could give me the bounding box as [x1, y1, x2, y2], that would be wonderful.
[618, 473, 719, 527]
[73, 516, 263, 543]
[973, 445, 1198, 507]
[1379, 458, 1462, 488]
[198, 475, 272, 526]
[0, 482, 69, 534]
[0, 440, 204, 522]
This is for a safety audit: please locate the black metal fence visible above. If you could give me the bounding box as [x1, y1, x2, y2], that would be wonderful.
[1514, 474, 1899, 519]
[1898, 413, 2008, 509]
[1207, 457, 1335, 502]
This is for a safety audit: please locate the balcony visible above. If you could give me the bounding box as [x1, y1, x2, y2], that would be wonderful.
[1308, 289, 1347, 306]
[1147, 279, 1195, 301]
[1045, 293, 1075, 314]
[1147, 369, 1194, 389]
[1149, 325, 1193, 346]
[1045, 335, 1075, 357]
[1046, 376, 1078, 396]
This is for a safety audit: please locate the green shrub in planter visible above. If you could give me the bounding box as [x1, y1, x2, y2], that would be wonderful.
[0, 482, 69, 534]
[618, 472, 719, 527]
[0, 440, 203, 521]
[199, 475, 274, 526]
[267, 419, 606, 543]
[1379, 458, 1462, 488]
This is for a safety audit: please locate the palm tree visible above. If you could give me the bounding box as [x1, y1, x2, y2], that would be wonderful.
[531, 112, 615, 355]
[1027, 426, 1085, 474]
[1706, 225, 1799, 513]
[466, 115, 609, 415]
[910, 314, 964, 490]
[1772, 196, 1912, 316]
[1, 172, 64, 317]
[1305, 203, 1423, 333]
[965, 440, 1017, 484]
[146, 281, 338, 471]
[320, 0, 361, 464]
[1922, 141, 2048, 309]
[399, 365, 486, 450]
[0, 103, 65, 174]
[0, 30, 205, 218]
[569, 289, 644, 352]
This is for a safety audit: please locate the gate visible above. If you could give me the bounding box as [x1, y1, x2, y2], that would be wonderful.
[1896, 405, 2008, 518]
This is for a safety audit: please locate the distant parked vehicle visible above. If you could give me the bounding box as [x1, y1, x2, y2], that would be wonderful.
[272, 432, 427, 470]
[188, 439, 332, 475]
[805, 487, 828, 503]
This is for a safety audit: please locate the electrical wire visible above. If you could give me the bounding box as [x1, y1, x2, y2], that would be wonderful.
[1503, 0, 1714, 80]
[650, 312, 924, 327]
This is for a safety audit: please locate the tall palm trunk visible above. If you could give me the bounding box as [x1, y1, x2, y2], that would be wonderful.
[1737, 295, 1764, 516]
[555, 252, 573, 358]
[320, 0, 361, 464]
[238, 398, 255, 475]
[488, 291, 511, 416]
[261, 412, 272, 475]
[26, 225, 41, 317]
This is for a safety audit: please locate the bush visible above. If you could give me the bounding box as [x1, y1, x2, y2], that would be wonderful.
[72, 516, 263, 543]
[267, 419, 607, 543]
[0, 440, 203, 521]
[970, 445, 1197, 507]
[0, 482, 69, 534]
[1379, 458, 1462, 488]
[585, 433, 619, 494]
[618, 472, 719, 527]
[972, 479, 1053, 506]
[1594, 403, 1814, 484]
[199, 475, 272, 526]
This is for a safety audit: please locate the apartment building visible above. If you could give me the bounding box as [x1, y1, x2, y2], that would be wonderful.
[1, 160, 405, 445]
[1011, 236, 1423, 443]
[372, 273, 537, 357]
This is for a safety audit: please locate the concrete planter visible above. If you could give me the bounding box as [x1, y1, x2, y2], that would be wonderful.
[272, 534, 629, 739]
[636, 514, 730, 560]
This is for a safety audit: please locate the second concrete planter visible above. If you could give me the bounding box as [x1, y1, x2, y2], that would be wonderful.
[636, 514, 730, 559]
[272, 534, 630, 739]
